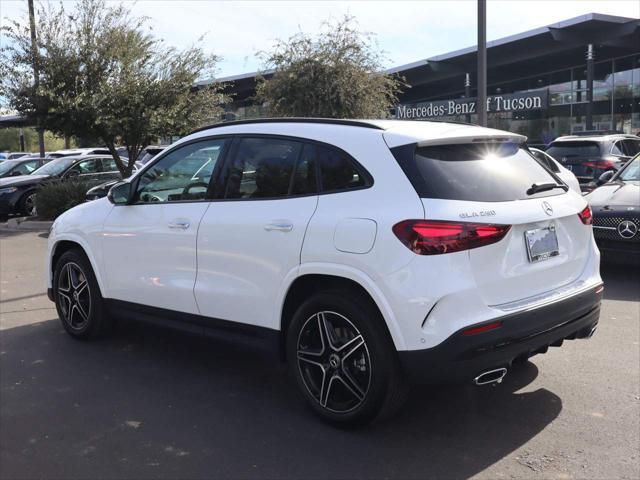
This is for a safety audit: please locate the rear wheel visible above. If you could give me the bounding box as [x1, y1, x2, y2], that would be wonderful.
[287, 291, 407, 426]
[53, 249, 112, 339]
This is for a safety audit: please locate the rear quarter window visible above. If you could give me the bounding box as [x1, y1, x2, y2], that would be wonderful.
[391, 142, 562, 202]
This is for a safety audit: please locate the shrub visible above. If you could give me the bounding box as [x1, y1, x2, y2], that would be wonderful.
[35, 180, 91, 220]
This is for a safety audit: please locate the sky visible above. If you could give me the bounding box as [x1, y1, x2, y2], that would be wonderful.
[1, 0, 639, 79]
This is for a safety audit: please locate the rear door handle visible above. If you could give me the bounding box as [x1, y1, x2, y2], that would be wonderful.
[168, 220, 190, 230]
[264, 223, 293, 232]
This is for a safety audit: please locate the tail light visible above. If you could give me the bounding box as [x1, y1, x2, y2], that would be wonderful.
[583, 160, 616, 169]
[392, 220, 511, 255]
[578, 205, 593, 225]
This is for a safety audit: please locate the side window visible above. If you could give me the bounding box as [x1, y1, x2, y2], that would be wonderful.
[135, 139, 226, 203]
[15, 161, 38, 175]
[67, 159, 100, 177]
[224, 137, 302, 199]
[621, 140, 640, 156]
[315, 145, 367, 193]
[100, 158, 120, 173]
[291, 144, 318, 195]
[611, 141, 625, 156]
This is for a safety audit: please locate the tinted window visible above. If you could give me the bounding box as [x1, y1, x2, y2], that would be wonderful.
[67, 159, 100, 176]
[224, 138, 302, 199]
[14, 160, 39, 175]
[314, 145, 367, 192]
[291, 144, 318, 195]
[611, 141, 625, 156]
[546, 141, 601, 159]
[620, 158, 639, 182]
[621, 140, 640, 156]
[100, 158, 120, 172]
[530, 150, 560, 173]
[393, 143, 561, 202]
[136, 139, 226, 203]
[31, 158, 75, 176]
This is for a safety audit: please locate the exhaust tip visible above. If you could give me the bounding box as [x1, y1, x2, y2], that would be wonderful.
[474, 367, 508, 386]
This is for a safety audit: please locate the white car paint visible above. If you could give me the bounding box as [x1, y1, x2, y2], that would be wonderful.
[47, 120, 602, 354]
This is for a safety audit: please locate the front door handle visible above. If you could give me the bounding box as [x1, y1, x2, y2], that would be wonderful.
[168, 220, 190, 230]
[264, 223, 293, 232]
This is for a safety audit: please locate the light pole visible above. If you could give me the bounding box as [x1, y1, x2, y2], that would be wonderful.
[28, 0, 45, 164]
[477, 0, 487, 127]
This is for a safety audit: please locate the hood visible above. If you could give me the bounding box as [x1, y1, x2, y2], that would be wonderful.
[586, 181, 640, 209]
[0, 174, 50, 188]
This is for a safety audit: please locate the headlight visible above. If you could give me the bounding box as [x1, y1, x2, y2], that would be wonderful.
[0, 187, 18, 195]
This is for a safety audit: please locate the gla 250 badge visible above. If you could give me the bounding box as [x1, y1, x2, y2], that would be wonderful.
[459, 210, 496, 219]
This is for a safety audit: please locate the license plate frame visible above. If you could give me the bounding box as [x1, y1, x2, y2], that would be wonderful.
[524, 226, 560, 263]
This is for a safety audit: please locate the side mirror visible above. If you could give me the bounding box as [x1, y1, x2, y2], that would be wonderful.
[107, 181, 133, 205]
[597, 170, 615, 185]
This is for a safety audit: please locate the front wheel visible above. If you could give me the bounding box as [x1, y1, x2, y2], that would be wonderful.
[53, 249, 112, 339]
[19, 191, 37, 216]
[287, 291, 408, 426]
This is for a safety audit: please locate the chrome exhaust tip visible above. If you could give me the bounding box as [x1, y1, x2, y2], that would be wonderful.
[474, 367, 508, 386]
[587, 325, 597, 338]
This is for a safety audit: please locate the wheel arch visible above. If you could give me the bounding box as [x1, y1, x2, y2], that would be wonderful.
[279, 267, 406, 358]
[50, 237, 106, 297]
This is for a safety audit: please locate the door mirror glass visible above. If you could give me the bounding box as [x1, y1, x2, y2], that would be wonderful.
[597, 170, 615, 185]
[108, 181, 132, 205]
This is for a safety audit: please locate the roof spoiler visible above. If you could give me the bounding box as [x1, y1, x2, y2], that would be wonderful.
[416, 133, 527, 147]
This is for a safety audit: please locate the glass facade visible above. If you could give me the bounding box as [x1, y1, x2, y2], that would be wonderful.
[405, 54, 640, 147]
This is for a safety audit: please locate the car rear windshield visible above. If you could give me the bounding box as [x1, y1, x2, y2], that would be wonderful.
[391, 142, 562, 202]
[546, 141, 601, 160]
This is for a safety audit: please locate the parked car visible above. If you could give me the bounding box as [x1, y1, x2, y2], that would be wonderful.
[85, 162, 142, 201]
[47, 148, 112, 159]
[586, 154, 640, 264]
[529, 147, 581, 193]
[46, 119, 602, 425]
[0, 155, 124, 217]
[138, 145, 167, 164]
[0, 157, 43, 178]
[545, 134, 640, 190]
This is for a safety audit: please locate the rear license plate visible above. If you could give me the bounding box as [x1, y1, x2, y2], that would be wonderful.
[525, 226, 559, 262]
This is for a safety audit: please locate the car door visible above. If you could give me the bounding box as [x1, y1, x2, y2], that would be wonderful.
[195, 136, 318, 329]
[101, 138, 229, 314]
[63, 157, 105, 185]
[98, 157, 127, 182]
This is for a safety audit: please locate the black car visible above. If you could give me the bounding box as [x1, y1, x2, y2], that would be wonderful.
[0, 157, 43, 179]
[0, 155, 124, 217]
[587, 154, 640, 264]
[546, 134, 640, 191]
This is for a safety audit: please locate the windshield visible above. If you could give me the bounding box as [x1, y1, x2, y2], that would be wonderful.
[546, 141, 601, 159]
[31, 158, 75, 176]
[0, 160, 22, 175]
[620, 158, 640, 182]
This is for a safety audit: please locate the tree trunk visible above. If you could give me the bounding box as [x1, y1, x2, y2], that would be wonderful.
[104, 141, 128, 178]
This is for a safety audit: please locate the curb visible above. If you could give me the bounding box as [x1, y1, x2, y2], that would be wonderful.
[1, 217, 53, 232]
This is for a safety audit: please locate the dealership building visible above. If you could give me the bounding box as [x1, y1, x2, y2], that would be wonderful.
[210, 13, 640, 146]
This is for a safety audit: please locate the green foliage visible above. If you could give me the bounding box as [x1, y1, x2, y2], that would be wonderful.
[255, 16, 406, 118]
[34, 179, 90, 220]
[0, 128, 72, 152]
[1, 0, 229, 176]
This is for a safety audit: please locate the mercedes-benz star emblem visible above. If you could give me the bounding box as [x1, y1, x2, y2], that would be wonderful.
[542, 201, 554, 216]
[617, 220, 637, 239]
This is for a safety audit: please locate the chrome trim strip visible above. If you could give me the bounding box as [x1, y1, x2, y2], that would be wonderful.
[593, 226, 616, 230]
[490, 280, 602, 313]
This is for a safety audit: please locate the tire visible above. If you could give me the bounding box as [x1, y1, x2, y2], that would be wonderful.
[286, 290, 408, 426]
[19, 190, 37, 217]
[53, 249, 112, 339]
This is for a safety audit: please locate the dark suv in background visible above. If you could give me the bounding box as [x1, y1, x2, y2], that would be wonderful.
[546, 134, 640, 190]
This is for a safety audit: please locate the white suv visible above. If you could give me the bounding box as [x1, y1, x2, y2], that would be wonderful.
[46, 119, 603, 425]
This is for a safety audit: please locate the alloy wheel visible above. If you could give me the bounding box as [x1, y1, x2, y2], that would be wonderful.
[24, 193, 37, 216]
[296, 311, 371, 413]
[57, 262, 91, 330]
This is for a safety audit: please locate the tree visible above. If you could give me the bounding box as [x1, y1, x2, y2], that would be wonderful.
[1, 0, 228, 176]
[255, 16, 405, 119]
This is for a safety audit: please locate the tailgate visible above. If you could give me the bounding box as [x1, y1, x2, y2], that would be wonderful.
[422, 193, 591, 306]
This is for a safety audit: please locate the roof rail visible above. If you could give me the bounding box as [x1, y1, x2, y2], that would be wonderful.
[189, 117, 386, 135]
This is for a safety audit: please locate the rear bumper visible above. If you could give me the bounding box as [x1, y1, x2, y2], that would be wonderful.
[398, 283, 603, 384]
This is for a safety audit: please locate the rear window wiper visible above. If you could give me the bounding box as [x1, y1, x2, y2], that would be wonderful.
[526, 182, 569, 195]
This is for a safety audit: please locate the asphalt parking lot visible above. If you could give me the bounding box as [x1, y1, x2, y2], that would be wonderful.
[1, 229, 638, 480]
